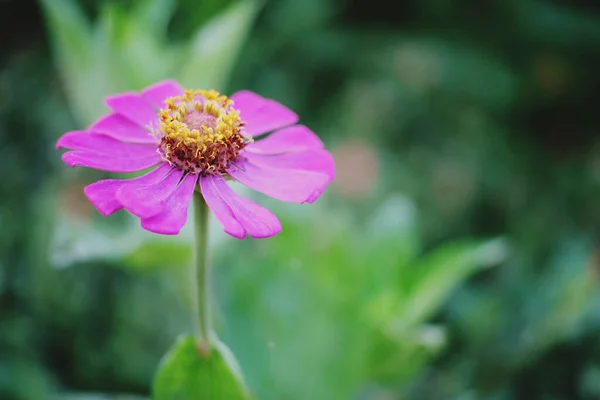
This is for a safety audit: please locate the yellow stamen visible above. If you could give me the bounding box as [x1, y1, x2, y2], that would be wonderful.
[156, 90, 252, 175]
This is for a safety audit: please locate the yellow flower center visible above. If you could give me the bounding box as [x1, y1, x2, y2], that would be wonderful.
[157, 89, 251, 175]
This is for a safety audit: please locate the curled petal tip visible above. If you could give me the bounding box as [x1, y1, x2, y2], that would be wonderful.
[226, 230, 247, 240]
[140, 222, 182, 235]
[249, 222, 282, 239]
[61, 152, 77, 167]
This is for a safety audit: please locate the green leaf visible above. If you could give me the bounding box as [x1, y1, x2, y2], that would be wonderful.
[39, 0, 92, 66]
[39, 0, 107, 126]
[50, 212, 194, 271]
[391, 238, 508, 331]
[124, 240, 192, 271]
[134, 0, 176, 37]
[93, 2, 174, 93]
[179, 0, 262, 90]
[153, 335, 250, 400]
[119, 19, 176, 89]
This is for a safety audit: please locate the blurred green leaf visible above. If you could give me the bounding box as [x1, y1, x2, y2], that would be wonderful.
[39, 0, 107, 126]
[392, 238, 508, 331]
[153, 335, 250, 400]
[92, 3, 132, 93]
[179, 0, 262, 90]
[39, 0, 92, 65]
[41, 0, 262, 125]
[134, 0, 176, 38]
[91, 2, 175, 94]
[124, 240, 192, 271]
[118, 19, 175, 89]
[50, 212, 193, 270]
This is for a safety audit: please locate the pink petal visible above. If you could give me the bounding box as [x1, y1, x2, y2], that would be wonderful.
[199, 176, 245, 239]
[83, 164, 172, 216]
[245, 149, 335, 181]
[211, 176, 282, 239]
[116, 168, 184, 219]
[56, 131, 158, 157]
[246, 125, 324, 154]
[200, 175, 281, 239]
[227, 158, 330, 204]
[230, 90, 298, 136]
[62, 151, 161, 173]
[141, 173, 198, 235]
[105, 92, 158, 129]
[142, 80, 184, 109]
[90, 114, 157, 144]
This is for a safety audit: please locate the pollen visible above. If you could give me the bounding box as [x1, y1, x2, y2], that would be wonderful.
[156, 89, 251, 175]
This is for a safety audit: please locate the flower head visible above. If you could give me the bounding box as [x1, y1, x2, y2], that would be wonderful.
[56, 80, 335, 238]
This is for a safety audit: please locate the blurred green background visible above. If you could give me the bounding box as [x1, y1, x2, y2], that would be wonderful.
[2, 0, 600, 399]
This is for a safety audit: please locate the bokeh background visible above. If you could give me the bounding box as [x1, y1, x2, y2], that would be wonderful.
[2, 0, 600, 399]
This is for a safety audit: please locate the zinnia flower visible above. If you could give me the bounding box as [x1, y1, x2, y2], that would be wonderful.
[56, 80, 335, 238]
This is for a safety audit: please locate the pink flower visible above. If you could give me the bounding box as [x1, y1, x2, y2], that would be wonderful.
[56, 80, 335, 238]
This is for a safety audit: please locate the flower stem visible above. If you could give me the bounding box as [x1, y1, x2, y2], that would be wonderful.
[193, 191, 211, 350]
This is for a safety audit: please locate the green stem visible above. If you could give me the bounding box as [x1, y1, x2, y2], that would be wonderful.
[193, 191, 211, 347]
